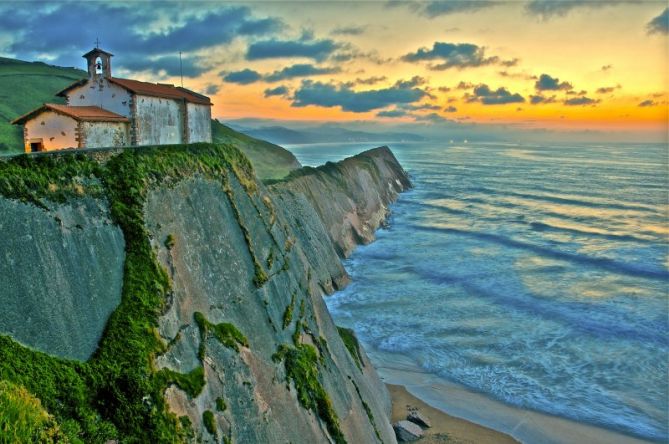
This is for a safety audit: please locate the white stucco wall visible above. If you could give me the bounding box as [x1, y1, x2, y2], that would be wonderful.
[186, 103, 212, 143]
[24, 111, 78, 152]
[81, 121, 129, 148]
[134, 95, 183, 146]
[66, 79, 132, 118]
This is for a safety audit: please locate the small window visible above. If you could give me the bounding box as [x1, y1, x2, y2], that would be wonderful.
[95, 57, 103, 75]
[30, 140, 44, 152]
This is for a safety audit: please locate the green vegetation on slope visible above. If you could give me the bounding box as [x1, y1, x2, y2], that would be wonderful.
[212, 119, 301, 181]
[0, 380, 66, 444]
[0, 143, 260, 442]
[336, 327, 365, 371]
[0, 57, 86, 152]
[273, 344, 346, 444]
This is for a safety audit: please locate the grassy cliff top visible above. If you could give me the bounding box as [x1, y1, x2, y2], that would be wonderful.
[0, 57, 300, 181]
[212, 119, 301, 181]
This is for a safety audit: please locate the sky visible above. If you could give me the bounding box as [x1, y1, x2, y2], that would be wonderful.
[1, 0, 667, 141]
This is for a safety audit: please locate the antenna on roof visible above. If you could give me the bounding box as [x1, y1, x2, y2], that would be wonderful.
[179, 51, 184, 88]
[95, 37, 100, 49]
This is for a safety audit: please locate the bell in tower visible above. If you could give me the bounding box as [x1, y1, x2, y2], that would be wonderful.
[83, 47, 114, 79]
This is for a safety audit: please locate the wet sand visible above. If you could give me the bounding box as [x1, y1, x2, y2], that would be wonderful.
[389, 383, 519, 444]
[373, 349, 653, 444]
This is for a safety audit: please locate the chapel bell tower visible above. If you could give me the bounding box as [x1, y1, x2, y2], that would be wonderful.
[83, 47, 113, 79]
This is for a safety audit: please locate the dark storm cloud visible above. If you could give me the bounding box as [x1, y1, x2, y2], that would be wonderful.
[535, 74, 572, 91]
[564, 96, 599, 106]
[265, 64, 341, 82]
[2, 3, 281, 76]
[646, 7, 669, 35]
[222, 69, 263, 84]
[292, 79, 428, 112]
[264, 86, 290, 97]
[402, 42, 505, 70]
[246, 38, 340, 62]
[467, 84, 525, 105]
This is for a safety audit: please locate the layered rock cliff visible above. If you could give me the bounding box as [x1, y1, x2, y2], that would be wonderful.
[0, 141, 409, 443]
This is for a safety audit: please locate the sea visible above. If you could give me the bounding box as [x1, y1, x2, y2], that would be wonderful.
[285, 141, 669, 443]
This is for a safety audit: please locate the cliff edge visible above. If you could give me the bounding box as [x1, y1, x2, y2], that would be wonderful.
[0, 142, 409, 443]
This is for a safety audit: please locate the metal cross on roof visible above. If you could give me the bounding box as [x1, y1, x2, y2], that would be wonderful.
[95, 38, 100, 48]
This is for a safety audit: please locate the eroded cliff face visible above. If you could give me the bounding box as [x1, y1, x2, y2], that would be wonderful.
[271, 147, 411, 258]
[0, 143, 409, 443]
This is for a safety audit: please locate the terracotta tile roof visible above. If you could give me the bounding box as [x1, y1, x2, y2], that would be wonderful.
[11, 104, 129, 125]
[55, 77, 212, 106]
[108, 78, 212, 105]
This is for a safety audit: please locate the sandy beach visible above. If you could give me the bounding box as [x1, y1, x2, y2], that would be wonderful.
[388, 383, 519, 444]
[372, 349, 654, 444]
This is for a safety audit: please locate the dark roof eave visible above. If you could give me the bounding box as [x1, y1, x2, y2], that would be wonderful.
[55, 78, 88, 97]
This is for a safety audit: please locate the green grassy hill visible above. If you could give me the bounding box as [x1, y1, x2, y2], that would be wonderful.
[212, 119, 301, 181]
[0, 57, 86, 152]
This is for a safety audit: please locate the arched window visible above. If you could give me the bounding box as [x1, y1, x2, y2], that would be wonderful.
[95, 57, 103, 75]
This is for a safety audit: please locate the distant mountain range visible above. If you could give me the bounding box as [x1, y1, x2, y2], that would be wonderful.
[227, 123, 427, 145]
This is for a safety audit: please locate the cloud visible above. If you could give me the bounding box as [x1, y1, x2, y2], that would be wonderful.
[535, 74, 572, 91]
[394, 76, 428, 88]
[388, 1, 497, 18]
[377, 109, 408, 118]
[468, 84, 525, 105]
[638, 99, 657, 107]
[400, 103, 441, 111]
[456, 81, 475, 90]
[500, 58, 520, 67]
[646, 7, 668, 35]
[530, 94, 556, 104]
[246, 38, 340, 62]
[331, 25, 365, 36]
[525, 0, 633, 20]
[422, 1, 497, 17]
[265, 64, 341, 82]
[222, 69, 262, 84]
[402, 42, 502, 70]
[444, 105, 458, 112]
[292, 79, 428, 112]
[354, 76, 387, 85]
[564, 96, 599, 106]
[499, 70, 537, 80]
[595, 85, 620, 94]
[204, 84, 220, 95]
[119, 54, 209, 78]
[601, 64, 613, 71]
[264, 86, 290, 98]
[2, 4, 281, 76]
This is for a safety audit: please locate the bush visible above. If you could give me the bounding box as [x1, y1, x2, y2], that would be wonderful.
[0, 380, 66, 443]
